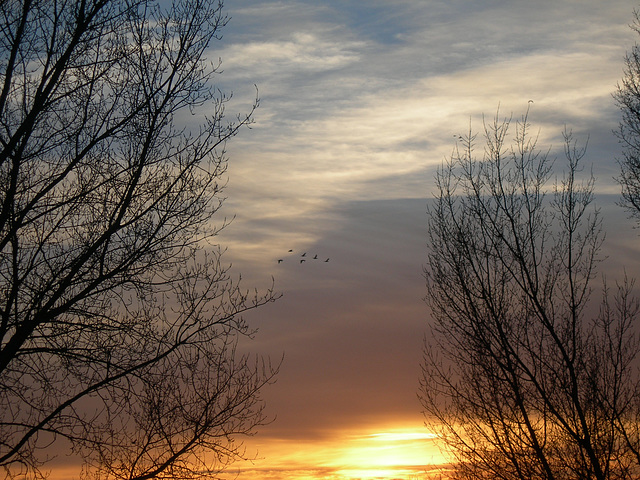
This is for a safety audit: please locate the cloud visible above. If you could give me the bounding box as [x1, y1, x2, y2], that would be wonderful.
[226, 47, 623, 208]
[212, 0, 634, 279]
[220, 33, 362, 75]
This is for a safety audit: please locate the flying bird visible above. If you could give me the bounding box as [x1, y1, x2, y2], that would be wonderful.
[278, 259, 283, 263]
[313, 254, 318, 259]
[301, 252, 306, 257]
[300, 259, 306, 263]
[288, 249, 293, 252]
[324, 258, 330, 262]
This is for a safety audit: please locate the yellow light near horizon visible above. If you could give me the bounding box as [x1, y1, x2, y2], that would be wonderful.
[335, 467, 424, 479]
[368, 432, 439, 442]
[222, 424, 448, 480]
[327, 428, 446, 476]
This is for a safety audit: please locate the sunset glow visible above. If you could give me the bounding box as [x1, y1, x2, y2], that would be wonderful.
[331, 430, 441, 468]
[225, 424, 449, 480]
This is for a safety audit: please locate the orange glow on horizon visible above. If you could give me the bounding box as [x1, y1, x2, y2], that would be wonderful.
[225, 423, 450, 480]
[42, 424, 451, 480]
[327, 427, 445, 478]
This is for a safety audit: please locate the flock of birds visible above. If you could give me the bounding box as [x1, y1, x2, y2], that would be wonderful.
[277, 250, 329, 264]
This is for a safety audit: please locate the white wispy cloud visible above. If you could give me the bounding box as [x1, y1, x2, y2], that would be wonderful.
[212, 0, 634, 270]
[221, 32, 362, 75]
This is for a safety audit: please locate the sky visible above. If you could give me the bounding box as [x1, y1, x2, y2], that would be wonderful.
[193, 1, 640, 479]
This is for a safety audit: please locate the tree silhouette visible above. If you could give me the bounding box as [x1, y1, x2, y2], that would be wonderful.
[0, 1, 277, 478]
[421, 110, 640, 480]
[615, 9, 640, 224]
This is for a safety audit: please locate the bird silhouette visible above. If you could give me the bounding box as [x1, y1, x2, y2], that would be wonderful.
[300, 259, 305, 263]
[313, 254, 318, 259]
[324, 258, 330, 262]
[301, 252, 306, 257]
[278, 259, 283, 263]
[288, 249, 293, 252]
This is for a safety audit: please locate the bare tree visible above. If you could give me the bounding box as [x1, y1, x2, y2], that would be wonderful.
[0, 1, 278, 479]
[614, 9, 640, 224]
[421, 110, 640, 480]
